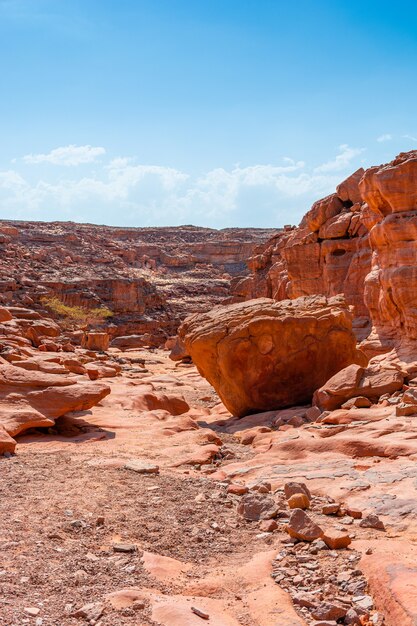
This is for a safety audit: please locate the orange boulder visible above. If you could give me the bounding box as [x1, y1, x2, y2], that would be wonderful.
[179, 295, 362, 417]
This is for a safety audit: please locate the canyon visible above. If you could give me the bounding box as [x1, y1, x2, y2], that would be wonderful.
[0, 222, 275, 346]
[1, 150, 417, 626]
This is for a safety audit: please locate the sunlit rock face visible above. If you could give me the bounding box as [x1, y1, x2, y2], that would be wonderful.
[360, 152, 417, 344]
[179, 294, 363, 417]
[236, 167, 372, 328]
[238, 151, 417, 355]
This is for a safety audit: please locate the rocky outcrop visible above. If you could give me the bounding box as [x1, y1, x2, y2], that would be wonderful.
[313, 362, 404, 411]
[0, 306, 131, 453]
[235, 169, 371, 331]
[238, 151, 417, 363]
[178, 295, 363, 416]
[360, 151, 417, 349]
[0, 364, 110, 453]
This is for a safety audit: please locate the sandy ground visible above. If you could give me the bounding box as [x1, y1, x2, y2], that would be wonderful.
[2, 349, 417, 625]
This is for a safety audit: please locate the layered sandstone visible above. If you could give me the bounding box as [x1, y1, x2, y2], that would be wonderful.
[0, 306, 126, 452]
[0, 222, 275, 346]
[179, 294, 362, 416]
[237, 151, 417, 360]
[235, 169, 371, 330]
[360, 151, 417, 347]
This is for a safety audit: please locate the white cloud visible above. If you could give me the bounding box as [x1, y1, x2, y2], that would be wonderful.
[377, 134, 392, 142]
[403, 134, 417, 142]
[22, 144, 106, 166]
[0, 169, 27, 189]
[314, 144, 364, 173]
[0, 145, 365, 228]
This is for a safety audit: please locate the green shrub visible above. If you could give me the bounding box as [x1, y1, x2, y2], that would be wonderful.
[41, 296, 113, 329]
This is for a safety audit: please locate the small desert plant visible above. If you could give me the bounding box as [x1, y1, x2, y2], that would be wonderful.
[41, 296, 113, 329]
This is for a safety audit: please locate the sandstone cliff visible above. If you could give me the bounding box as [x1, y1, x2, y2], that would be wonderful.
[238, 151, 417, 356]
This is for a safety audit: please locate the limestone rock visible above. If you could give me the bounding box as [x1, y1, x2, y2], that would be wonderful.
[179, 295, 362, 417]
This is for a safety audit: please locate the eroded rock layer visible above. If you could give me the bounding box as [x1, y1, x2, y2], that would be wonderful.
[238, 151, 417, 359]
[0, 222, 275, 346]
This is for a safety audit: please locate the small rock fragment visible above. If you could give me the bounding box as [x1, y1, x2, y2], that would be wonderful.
[345, 507, 362, 519]
[259, 519, 278, 532]
[113, 543, 137, 553]
[344, 607, 364, 625]
[227, 483, 248, 495]
[292, 592, 317, 608]
[305, 405, 322, 421]
[359, 514, 385, 530]
[251, 480, 272, 493]
[322, 503, 340, 515]
[322, 530, 351, 549]
[353, 594, 374, 611]
[341, 396, 372, 409]
[72, 602, 104, 621]
[312, 601, 347, 621]
[288, 493, 310, 510]
[286, 509, 323, 542]
[24, 608, 40, 617]
[124, 460, 159, 474]
[237, 493, 279, 521]
[284, 481, 311, 500]
[191, 606, 209, 619]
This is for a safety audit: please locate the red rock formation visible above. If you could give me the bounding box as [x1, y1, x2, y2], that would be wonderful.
[0, 222, 275, 346]
[179, 295, 363, 416]
[239, 151, 417, 359]
[360, 151, 417, 349]
[313, 362, 404, 411]
[0, 363, 110, 453]
[0, 305, 135, 452]
[82, 331, 110, 351]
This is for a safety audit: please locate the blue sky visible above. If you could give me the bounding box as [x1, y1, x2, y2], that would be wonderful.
[1, 0, 416, 228]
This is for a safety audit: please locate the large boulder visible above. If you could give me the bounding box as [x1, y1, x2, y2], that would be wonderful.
[178, 295, 364, 417]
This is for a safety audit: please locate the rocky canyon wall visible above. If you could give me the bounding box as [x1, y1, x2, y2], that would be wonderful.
[238, 150, 417, 355]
